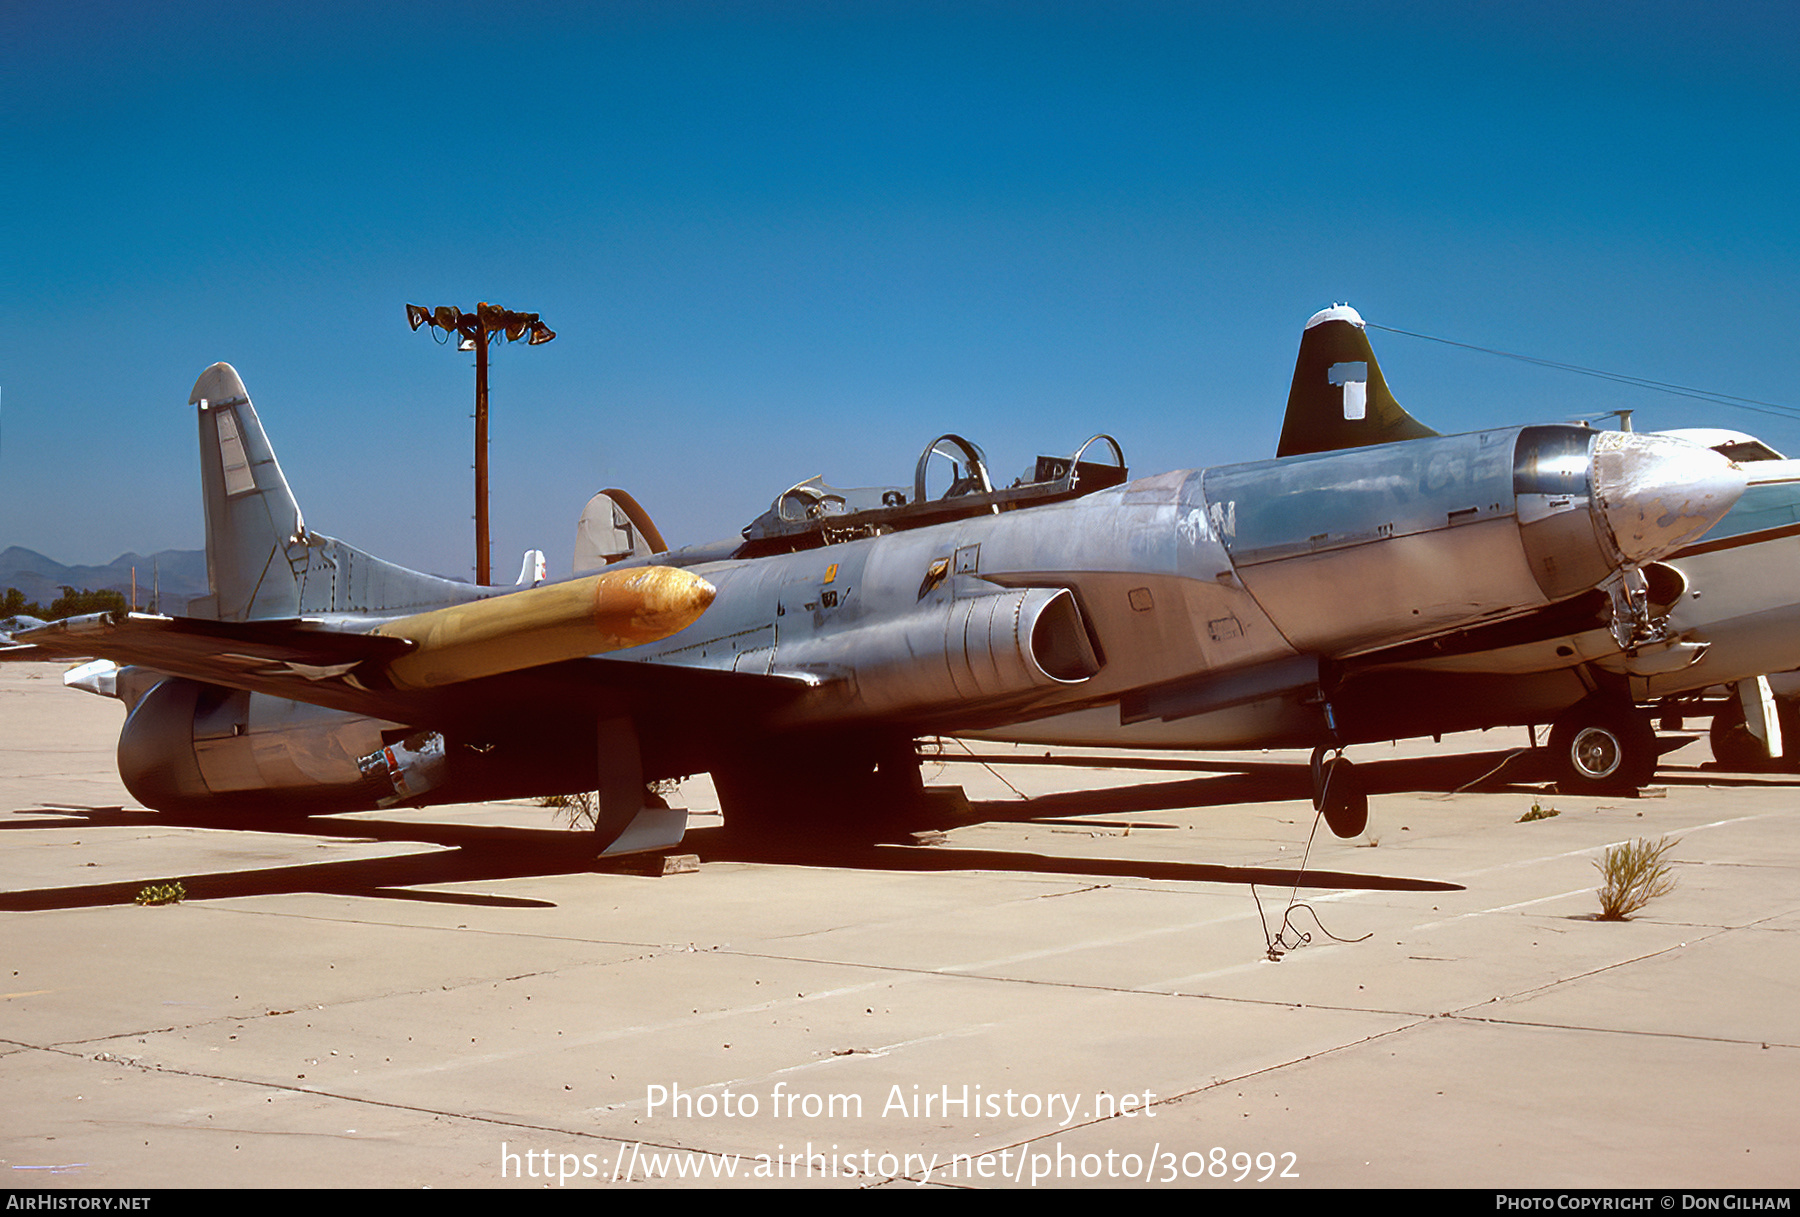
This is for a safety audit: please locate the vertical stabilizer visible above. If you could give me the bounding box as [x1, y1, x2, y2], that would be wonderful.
[189, 363, 487, 621]
[1275, 305, 1438, 458]
[191, 363, 306, 620]
[573, 489, 668, 573]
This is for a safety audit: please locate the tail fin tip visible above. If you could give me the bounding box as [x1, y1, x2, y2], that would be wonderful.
[190, 362, 249, 410]
[1304, 303, 1366, 331]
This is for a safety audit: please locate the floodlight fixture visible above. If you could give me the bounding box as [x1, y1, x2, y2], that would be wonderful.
[406, 300, 558, 585]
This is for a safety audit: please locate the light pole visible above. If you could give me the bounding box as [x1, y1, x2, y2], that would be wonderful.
[407, 302, 555, 585]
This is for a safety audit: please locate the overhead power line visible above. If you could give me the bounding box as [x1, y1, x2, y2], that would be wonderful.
[1367, 322, 1800, 423]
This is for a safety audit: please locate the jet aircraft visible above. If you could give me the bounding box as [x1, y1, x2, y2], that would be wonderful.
[24, 350, 1744, 848]
[1, 614, 47, 656]
[1257, 304, 1800, 788]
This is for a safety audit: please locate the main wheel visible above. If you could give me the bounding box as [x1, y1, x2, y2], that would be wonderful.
[1548, 699, 1658, 794]
[1707, 698, 1799, 772]
[1708, 701, 1769, 772]
[712, 733, 927, 842]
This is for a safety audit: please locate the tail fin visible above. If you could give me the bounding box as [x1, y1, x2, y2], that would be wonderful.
[1274, 305, 1439, 458]
[188, 363, 485, 621]
[190, 363, 304, 620]
[573, 489, 668, 574]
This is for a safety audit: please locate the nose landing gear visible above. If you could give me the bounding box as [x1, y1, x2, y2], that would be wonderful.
[1310, 745, 1368, 838]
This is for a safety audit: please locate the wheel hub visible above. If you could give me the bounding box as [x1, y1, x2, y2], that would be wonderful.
[1570, 726, 1623, 779]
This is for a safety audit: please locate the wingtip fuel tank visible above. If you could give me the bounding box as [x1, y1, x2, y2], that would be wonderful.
[373, 565, 717, 689]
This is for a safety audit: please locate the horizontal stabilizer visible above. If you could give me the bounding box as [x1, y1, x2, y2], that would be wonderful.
[191, 362, 495, 620]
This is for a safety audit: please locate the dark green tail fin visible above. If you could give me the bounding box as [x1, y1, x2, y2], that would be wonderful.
[1275, 305, 1438, 458]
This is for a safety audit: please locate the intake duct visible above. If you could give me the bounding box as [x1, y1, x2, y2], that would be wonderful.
[847, 586, 1101, 718]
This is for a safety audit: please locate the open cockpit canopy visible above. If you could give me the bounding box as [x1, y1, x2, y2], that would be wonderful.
[740, 433, 1128, 554]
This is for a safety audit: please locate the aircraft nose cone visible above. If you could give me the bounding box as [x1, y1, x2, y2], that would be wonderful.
[1591, 431, 1745, 564]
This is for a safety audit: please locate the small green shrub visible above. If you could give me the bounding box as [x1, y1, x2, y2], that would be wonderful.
[1595, 837, 1679, 920]
[540, 790, 598, 829]
[540, 780, 683, 830]
[135, 881, 186, 906]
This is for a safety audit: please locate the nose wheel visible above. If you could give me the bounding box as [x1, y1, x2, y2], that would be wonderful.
[1547, 697, 1657, 794]
[1310, 746, 1368, 838]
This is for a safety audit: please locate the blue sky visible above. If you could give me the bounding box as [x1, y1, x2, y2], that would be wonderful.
[5, 1, 1797, 579]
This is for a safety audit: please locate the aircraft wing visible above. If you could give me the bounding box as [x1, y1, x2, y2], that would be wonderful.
[21, 610, 413, 685]
[22, 605, 816, 744]
[15, 561, 775, 735]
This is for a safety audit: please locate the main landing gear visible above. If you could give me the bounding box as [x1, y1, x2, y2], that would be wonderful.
[1706, 680, 1798, 774]
[712, 732, 929, 842]
[1708, 700, 1770, 773]
[1545, 696, 1658, 794]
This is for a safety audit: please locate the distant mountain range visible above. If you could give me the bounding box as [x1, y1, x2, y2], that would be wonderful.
[0, 547, 209, 613]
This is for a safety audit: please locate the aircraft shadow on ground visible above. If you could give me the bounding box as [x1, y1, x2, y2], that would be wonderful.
[1653, 763, 1800, 788]
[0, 749, 1505, 910]
[709, 831, 1461, 893]
[0, 807, 584, 912]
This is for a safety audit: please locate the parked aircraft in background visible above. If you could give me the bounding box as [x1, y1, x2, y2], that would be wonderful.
[1, 614, 47, 655]
[1254, 305, 1800, 788]
[24, 344, 1743, 848]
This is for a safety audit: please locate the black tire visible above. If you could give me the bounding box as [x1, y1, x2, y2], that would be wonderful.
[712, 733, 926, 841]
[1316, 755, 1368, 839]
[1708, 701, 1770, 772]
[1707, 698, 1799, 772]
[1549, 699, 1658, 793]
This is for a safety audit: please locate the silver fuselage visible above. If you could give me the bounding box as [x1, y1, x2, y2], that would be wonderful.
[607, 424, 1735, 749]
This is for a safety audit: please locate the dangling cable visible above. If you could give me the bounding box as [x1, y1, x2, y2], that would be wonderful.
[1255, 756, 1372, 960]
[944, 736, 1029, 800]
